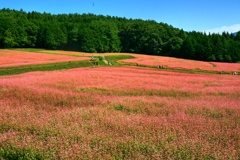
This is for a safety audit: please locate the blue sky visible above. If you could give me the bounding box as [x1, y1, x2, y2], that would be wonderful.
[1, 0, 240, 33]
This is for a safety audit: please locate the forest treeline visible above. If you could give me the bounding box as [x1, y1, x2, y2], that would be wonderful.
[0, 8, 240, 62]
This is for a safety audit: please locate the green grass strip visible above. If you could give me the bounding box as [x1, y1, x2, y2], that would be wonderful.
[0, 61, 93, 76]
[0, 55, 135, 76]
[11, 48, 46, 52]
[104, 55, 135, 65]
[121, 62, 233, 75]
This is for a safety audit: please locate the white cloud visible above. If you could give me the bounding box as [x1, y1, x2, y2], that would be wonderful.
[203, 24, 240, 34]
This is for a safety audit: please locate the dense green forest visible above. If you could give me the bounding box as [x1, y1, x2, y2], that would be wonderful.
[0, 8, 240, 62]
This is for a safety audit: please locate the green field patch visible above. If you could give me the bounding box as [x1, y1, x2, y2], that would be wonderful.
[41, 51, 84, 57]
[12, 48, 46, 52]
[104, 55, 135, 65]
[203, 82, 220, 87]
[75, 87, 196, 98]
[0, 55, 136, 77]
[0, 88, 6, 93]
[208, 91, 227, 96]
[201, 108, 224, 119]
[145, 64, 231, 75]
[112, 104, 143, 114]
[0, 123, 61, 159]
[153, 89, 194, 97]
[0, 122, 60, 138]
[0, 60, 93, 76]
[186, 107, 224, 119]
[120, 89, 197, 98]
[185, 107, 198, 117]
[76, 87, 140, 96]
[0, 122, 23, 133]
[0, 146, 44, 160]
[114, 141, 156, 159]
[76, 87, 109, 94]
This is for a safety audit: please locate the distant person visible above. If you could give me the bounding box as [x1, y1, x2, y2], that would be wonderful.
[91, 55, 94, 60]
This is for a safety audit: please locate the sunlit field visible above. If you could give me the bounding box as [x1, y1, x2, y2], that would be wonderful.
[1, 49, 240, 73]
[0, 50, 89, 67]
[0, 62, 240, 159]
[121, 54, 240, 72]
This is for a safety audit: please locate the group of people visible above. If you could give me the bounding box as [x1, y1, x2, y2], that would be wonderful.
[157, 65, 164, 69]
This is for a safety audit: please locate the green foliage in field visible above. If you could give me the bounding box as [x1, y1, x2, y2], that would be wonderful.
[0, 61, 93, 76]
[104, 55, 135, 65]
[12, 48, 45, 52]
[75, 87, 200, 98]
[0, 147, 44, 160]
[0, 55, 135, 76]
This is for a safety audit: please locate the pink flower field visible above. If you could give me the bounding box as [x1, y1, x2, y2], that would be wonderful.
[0, 50, 89, 67]
[0, 66, 239, 159]
[121, 54, 240, 72]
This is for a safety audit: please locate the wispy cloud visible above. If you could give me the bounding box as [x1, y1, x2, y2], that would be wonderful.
[203, 24, 240, 34]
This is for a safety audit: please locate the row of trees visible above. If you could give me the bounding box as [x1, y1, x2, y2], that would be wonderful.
[0, 8, 240, 62]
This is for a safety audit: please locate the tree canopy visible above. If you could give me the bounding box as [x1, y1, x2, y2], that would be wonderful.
[0, 8, 240, 62]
